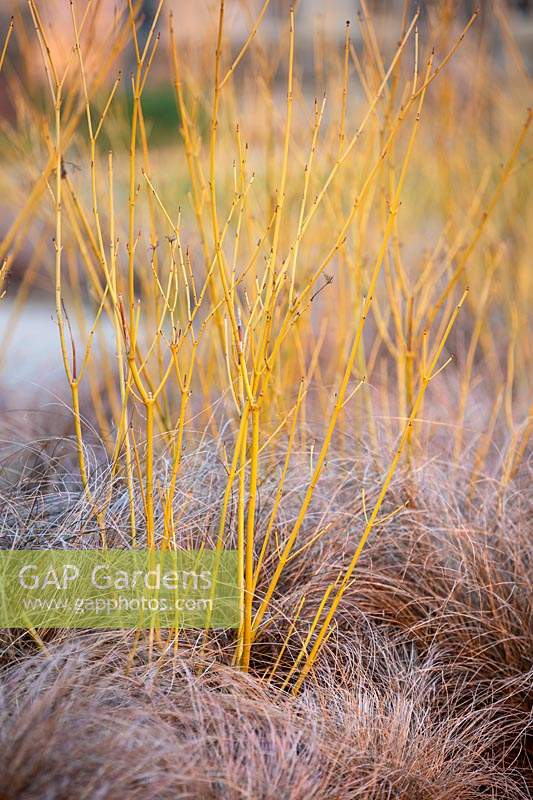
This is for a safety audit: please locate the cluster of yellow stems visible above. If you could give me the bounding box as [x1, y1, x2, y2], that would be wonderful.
[1, 1, 530, 689]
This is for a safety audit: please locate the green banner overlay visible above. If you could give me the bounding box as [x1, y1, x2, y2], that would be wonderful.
[0, 550, 239, 629]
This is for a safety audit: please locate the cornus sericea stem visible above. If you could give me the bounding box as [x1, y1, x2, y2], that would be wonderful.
[204, 404, 251, 636]
[28, 0, 107, 546]
[126, 343, 173, 549]
[291, 289, 469, 694]
[145, 398, 155, 549]
[0, 16, 13, 73]
[252, 52, 433, 639]
[233, 411, 248, 666]
[253, 7, 294, 391]
[266, 594, 306, 683]
[252, 380, 306, 594]
[241, 402, 260, 670]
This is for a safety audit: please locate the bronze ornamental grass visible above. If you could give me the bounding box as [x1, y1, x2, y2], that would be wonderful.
[0, 0, 531, 797]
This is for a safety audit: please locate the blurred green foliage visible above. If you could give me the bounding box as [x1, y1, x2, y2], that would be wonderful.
[126, 86, 180, 144]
